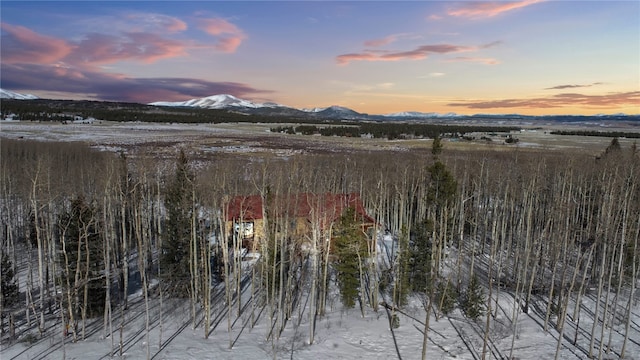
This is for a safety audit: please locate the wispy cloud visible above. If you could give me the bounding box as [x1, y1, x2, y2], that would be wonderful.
[68, 32, 189, 66]
[2, 16, 244, 69]
[446, 56, 500, 65]
[124, 13, 188, 33]
[447, 0, 544, 19]
[545, 82, 604, 90]
[0, 23, 73, 64]
[337, 44, 473, 65]
[363, 33, 413, 47]
[364, 35, 398, 47]
[199, 17, 246, 53]
[448, 91, 640, 109]
[419, 72, 446, 78]
[336, 41, 501, 65]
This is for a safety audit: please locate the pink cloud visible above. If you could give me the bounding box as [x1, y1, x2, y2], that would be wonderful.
[68, 32, 189, 66]
[199, 18, 246, 53]
[200, 18, 241, 35]
[215, 36, 244, 53]
[337, 44, 472, 65]
[447, 0, 543, 18]
[364, 35, 399, 47]
[446, 56, 501, 65]
[1, 20, 269, 103]
[448, 91, 640, 109]
[2, 22, 191, 69]
[1, 22, 73, 64]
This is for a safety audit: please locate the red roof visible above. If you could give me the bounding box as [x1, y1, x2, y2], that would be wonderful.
[225, 193, 375, 225]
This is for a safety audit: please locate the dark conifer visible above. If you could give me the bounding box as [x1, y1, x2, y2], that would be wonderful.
[160, 149, 195, 297]
[333, 207, 367, 308]
[461, 275, 485, 321]
[1, 252, 19, 308]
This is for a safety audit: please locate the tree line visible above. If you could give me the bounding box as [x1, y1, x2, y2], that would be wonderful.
[270, 123, 520, 140]
[550, 130, 640, 139]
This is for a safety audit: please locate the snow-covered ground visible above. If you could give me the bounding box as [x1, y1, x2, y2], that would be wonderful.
[3, 238, 639, 360]
[4, 283, 637, 359]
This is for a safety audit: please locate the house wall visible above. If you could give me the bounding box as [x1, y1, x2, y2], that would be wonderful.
[225, 214, 375, 254]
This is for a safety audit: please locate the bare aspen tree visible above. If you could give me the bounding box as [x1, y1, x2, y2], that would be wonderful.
[101, 160, 115, 349]
[29, 160, 47, 335]
[621, 211, 640, 357]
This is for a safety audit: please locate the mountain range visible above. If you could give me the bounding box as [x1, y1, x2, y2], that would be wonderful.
[2, 89, 639, 123]
[150, 94, 370, 120]
[1, 89, 39, 100]
[148, 94, 640, 123]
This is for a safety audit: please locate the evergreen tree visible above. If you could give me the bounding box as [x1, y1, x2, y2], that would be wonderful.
[435, 279, 457, 316]
[160, 149, 195, 297]
[332, 207, 368, 308]
[461, 275, 485, 321]
[58, 195, 105, 318]
[409, 219, 433, 293]
[431, 134, 443, 157]
[427, 161, 457, 207]
[603, 137, 622, 156]
[1, 252, 19, 308]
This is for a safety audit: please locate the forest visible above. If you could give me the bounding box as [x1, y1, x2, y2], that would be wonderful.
[1, 134, 639, 360]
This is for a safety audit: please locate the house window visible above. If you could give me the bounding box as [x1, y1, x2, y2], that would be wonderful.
[234, 221, 254, 238]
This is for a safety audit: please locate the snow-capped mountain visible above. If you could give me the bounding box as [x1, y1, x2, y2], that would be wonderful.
[150, 94, 368, 120]
[0, 89, 39, 100]
[149, 94, 287, 110]
[309, 105, 364, 119]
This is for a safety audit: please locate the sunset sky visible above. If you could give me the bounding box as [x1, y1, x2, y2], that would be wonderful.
[1, 1, 638, 115]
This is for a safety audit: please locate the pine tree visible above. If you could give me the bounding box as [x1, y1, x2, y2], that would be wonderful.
[427, 161, 457, 207]
[603, 137, 622, 156]
[1, 252, 19, 308]
[431, 134, 443, 157]
[160, 149, 195, 297]
[435, 279, 457, 316]
[461, 275, 485, 321]
[409, 219, 433, 293]
[333, 207, 367, 308]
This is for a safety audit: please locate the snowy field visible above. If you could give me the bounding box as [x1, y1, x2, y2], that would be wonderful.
[2, 120, 638, 158]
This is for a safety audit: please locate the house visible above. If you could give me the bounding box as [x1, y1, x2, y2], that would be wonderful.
[224, 193, 376, 252]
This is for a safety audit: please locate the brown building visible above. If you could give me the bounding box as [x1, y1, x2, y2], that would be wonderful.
[224, 193, 376, 252]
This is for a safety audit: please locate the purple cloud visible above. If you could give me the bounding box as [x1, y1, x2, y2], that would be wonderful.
[544, 82, 604, 90]
[1, 19, 270, 102]
[337, 44, 474, 65]
[1, 63, 271, 103]
[447, 0, 544, 19]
